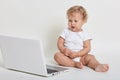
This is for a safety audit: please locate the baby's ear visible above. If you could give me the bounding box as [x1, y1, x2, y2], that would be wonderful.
[81, 20, 86, 25]
[83, 19, 87, 23]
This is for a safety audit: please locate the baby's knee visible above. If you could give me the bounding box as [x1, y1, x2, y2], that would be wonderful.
[87, 54, 94, 58]
[54, 52, 62, 60]
[81, 54, 95, 65]
[84, 54, 95, 61]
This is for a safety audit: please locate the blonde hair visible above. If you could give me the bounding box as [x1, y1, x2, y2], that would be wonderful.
[67, 5, 88, 22]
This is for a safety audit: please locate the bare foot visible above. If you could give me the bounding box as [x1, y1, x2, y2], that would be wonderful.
[75, 62, 83, 69]
[95, 64, 109, 72]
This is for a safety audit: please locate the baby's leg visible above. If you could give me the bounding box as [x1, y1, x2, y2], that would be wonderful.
[54, 52, 83, 69]
[80, 54, 109, 72]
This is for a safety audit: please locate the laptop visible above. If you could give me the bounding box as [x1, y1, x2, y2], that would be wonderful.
[0, 35, 69, 77]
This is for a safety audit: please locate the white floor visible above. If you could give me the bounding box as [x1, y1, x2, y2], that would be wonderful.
[0, 52, 120, 80]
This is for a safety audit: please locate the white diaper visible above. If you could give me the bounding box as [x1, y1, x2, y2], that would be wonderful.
[71, 50, 81, 62]
[72, 57, 81, 62]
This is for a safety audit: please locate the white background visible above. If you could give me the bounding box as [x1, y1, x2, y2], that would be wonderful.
[0, 0, 120, 80]
[0, 0, 120, 69]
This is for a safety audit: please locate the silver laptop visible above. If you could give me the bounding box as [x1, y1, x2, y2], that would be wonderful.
[0, 35, 69, 77]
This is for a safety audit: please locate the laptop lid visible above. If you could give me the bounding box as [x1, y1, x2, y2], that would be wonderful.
[0, 35, 69, 77]
[0, 35, 50, 76]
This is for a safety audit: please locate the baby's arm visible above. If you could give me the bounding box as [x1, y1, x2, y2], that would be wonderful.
[57, 37, 72, 56]
[78, 39, 91, 57]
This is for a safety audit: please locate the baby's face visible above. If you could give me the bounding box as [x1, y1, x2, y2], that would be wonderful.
[68, 13, 84, 32]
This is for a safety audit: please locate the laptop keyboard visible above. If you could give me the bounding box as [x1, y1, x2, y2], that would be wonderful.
[47, 68, 58, 74]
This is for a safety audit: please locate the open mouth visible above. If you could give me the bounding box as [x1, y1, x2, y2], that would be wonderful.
[71, 26, 75, 29]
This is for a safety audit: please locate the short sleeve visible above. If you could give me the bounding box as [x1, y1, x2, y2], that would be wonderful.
[82, 31, 92, 41]
[60, 28, 68, 39]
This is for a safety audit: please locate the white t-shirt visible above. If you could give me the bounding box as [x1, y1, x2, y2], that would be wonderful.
[60, 28, 92, 62]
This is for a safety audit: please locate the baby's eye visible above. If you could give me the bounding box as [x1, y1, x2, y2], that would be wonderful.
[74, 20, 78, 22]
[68, 20, 72, 22]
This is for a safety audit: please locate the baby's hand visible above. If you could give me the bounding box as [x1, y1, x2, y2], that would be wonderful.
[63, 48, 72, 56]
[69, 52, 79, 59]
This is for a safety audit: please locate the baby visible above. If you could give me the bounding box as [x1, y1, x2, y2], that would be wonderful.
[54, 5, 109, 72]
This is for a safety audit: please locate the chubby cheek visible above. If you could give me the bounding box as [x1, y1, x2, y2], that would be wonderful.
[68, 23, 71, 28]
[68, 23, 71, 27]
